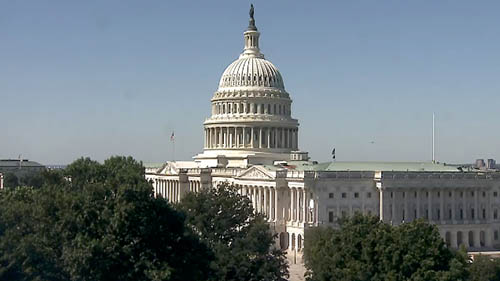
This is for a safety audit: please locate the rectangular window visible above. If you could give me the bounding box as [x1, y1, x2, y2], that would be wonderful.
[449, 209, 452, 219]
[403, 192, 406, 198]
[354, 192, 359, 198]
[483, 209, 486, 219]
[494, 192, 498, 197]
[342, 193, 347, 198]
[471, 209, 475, 219]
[471, 191, 475, 197]
[437, 192, 440, 198]
[329, 193, 334, 199]
[494, 209, 498, 219]
[414, 191, 417, 198]
[437, 209, 440, 220]
[391, 192, 393, 198]
[460, 209, 463, 220]
[328, 211, 334, 223]
[341, 210, 346, 217]
[367, 192, 372, 198]
[483, 192, 486, 197]
[449, 192, 452, 197]
[460, 192, 464, 198]
[495, 231, 499, 240]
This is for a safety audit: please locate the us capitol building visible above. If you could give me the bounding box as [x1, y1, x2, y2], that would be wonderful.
[145, 7, 500, 262]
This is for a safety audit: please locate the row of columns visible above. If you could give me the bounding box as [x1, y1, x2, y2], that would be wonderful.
[290, 187, 310, 223]
[238, 185, 278, 222]
[444, 229, 492, 249]
[381, 189, 491, 225]
[154, 179, 180, 203]
[212, 101, 290, 117]
[189, 180, 201, 193]
[204, 126, 298, 150]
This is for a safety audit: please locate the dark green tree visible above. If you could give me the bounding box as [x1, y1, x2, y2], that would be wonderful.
[0, 156, 213, 281]
[19, 171, 45, 188]
[468, 255, 500, 281]
[304, 214, 469, 281]
[178, 182, 289, 281]
[3, 173, 18, 188]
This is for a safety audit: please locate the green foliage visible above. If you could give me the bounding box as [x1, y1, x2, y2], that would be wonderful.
[304, 214, 469, 281]
[0, 156, 213, 281]
[18, 171, 45, 188]
[3, 173, 19, 188]
[178, 182, 289, 281]
[468, 255, 500, 281]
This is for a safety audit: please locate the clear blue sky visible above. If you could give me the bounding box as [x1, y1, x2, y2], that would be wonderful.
[1, 0, 499, 165]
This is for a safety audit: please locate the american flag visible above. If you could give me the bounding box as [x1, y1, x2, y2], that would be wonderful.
[170, 131, 175, 141]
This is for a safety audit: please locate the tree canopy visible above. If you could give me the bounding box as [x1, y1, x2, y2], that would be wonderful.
[177, 182, 289, 281]
[304, 214, 469, 281]
[0, 156, 213, 281]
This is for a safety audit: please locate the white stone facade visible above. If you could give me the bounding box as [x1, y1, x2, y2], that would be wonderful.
[145, 9, 500, 262]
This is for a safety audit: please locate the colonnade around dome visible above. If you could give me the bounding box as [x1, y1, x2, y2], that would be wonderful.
[203, 126, 298, 150]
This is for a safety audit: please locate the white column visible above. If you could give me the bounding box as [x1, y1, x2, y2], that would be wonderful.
[267, 128, 271, 148]
[269, 187, 274, 221]
[236, 127, 240, 147]
[303, 189, 308, 223]
[281, 128, 285, 148]
[259, 128, 263, 149]
[274, 187, 278, 222]
[416, 190, 421, 218]
[229, 127, 233, 148]
[251, 127, 254, 148]
[297, 189, 301, 222]
[290, 188, 295, 221]
[242, 127, 246, 147]
[263, 187, 268, 217]
[218, 127, 222, 148]
[258, 187, 263, 213]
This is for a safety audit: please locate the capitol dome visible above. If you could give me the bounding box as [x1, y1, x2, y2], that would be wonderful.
[196, 5, 300, 167]
[218, 57, 285, 90]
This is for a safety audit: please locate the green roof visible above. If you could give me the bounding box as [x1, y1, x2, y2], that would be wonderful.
[143, 162, 165, 169]
[307, 161, 461, 172]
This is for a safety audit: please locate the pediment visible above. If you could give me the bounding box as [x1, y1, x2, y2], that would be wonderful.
[237, 166, 274, 180]
[158, 163, 178, 175]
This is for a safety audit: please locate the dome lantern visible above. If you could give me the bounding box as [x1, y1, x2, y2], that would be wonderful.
[241, 4, 263, 59]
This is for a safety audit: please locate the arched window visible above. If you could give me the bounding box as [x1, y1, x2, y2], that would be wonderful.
[457, 231, 463, 246]
[469, 231, 474, 247]
[298, 234, 302, 250]
[291, 234, 296, 250]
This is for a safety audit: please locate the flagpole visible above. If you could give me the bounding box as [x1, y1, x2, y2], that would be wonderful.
[432, 113, 435, 163]
[170, 131, 176, 161]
